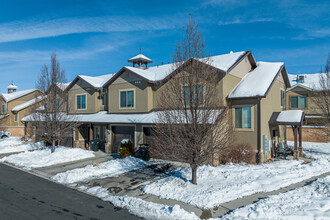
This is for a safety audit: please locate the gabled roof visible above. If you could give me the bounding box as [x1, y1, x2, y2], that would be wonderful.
[104, 51, 250, 87]
[1, 89, 38, 102]
[269, 110, 305, 126]
[228, 61, 289, 99]
[56, 82, 71, 91]
[288, 73, 324, 91]
[12, 96, 45, 112]
[65, 73, 115, 91]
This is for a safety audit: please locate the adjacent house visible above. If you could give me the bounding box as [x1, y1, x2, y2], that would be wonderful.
[0, 84, 42, 136]
[286, 73, 328, 142]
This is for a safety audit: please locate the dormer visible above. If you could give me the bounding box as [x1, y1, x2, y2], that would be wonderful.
[128, 53, 152, 69]
[7, 84, 18, 93]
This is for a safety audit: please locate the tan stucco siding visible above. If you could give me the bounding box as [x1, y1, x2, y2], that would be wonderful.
[228, 56, 253, 79]
[68, 79, 101, 114]
[108, 71, 151, 113]
[230, 98, 258, 150]
[260, 75, 286, 149]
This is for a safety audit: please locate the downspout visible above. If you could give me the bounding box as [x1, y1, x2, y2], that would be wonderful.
[257, 97, 261, 164]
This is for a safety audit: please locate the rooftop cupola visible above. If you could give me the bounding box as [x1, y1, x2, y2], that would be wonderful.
[7, 83, 18, 93]
[128, 53, 152, 69]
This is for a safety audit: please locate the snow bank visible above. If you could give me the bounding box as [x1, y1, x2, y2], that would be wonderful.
[80, 186, 199, 220]
[0, 137, 43, 154]
[52, 156, 150, 184]
[220, 176, 330, 220]
[143, 142, 330, 209]
[0, 146, 94, 170]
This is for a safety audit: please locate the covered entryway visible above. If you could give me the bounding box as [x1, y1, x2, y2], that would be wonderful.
[111, 126, 135, 153]
[269, 110, 305, 160]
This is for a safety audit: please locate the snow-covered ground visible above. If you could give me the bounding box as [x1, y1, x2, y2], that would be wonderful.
[0, 137, 43, 154]
[52, 156, 150, 184]
[79, 185, 199, 220]
[0, 146, 95, 170]
[143, 141, 330, 209]
[220, 175, 330, 220]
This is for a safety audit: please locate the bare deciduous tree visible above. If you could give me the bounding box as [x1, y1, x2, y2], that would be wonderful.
[310, 54, 330, 136]
[152, 18, 232, 185]
[30, 52, 77, 152]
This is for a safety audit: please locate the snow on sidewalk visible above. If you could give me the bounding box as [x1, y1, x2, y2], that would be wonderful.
[0, 137, 43, 154]
[0, 147, 95, 170]
[220, 175, 330, 220]
[143, 142, 330, 209]
[52, 156, 150, 184]
[79, 185, 199, 220]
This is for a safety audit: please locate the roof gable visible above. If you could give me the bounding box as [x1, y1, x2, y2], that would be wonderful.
[1, 89, 38, 102]
[66, 73, 115, 91]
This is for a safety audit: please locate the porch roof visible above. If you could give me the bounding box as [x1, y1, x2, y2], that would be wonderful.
[269, 110, 305, 126]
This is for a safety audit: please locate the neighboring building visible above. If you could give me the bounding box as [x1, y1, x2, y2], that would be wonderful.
[286, 73, 328, 142]
[0, 84, 42, 136]
[29, 51, 298, 163]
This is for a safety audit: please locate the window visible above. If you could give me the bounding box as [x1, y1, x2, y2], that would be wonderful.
[120, 90, 134, 108]
[281, 90, 285, 107]
[184, 85, 203, 105]
[103, 126, 107, 141]
[100, 93, 104, 106]
[56, 98, 60, 110]
[14, 113, 18, 122]
[2, 104, 7, 114]
[235, 107, 251, 129]
[76, 94, 86, 110]
[95, 126, 101, 140]
[290, 96, 306, 108]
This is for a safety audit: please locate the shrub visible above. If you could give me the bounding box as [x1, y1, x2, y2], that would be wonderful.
[220, 143, 256, 164]
[119, 140, 134, 159]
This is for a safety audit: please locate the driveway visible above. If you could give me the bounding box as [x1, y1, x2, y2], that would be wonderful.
[0, 163, 141, 220]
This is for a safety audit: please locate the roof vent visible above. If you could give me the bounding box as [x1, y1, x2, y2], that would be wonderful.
[7, 83, 18, 93]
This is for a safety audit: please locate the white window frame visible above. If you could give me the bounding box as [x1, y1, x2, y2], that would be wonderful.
[233, 105, 254, 131]
[280, 89, 285, 108]
[14, 112, 19, 122]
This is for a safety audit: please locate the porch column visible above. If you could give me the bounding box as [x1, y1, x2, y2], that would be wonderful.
[298, 126, 303, 157]
[73, 127, 79, 148]
[293, 126, 299, 160]
[23, 122, 28, 141]
[134, 125, 143, 152]
[32, 126, 37, 143]
[87, 124, 93, 150]
[105, 124, 112, 154]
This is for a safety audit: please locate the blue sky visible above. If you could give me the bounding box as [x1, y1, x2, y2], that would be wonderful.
[0, 0, 329, 92]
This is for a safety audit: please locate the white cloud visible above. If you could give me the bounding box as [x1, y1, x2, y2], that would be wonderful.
[0, 15, 181, 43]
[218, 17, 273, 25]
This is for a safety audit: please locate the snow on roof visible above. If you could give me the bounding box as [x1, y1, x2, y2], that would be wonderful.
[228, 61, 284, 99]
[12, 96, 45, 112]
[276, 110, 304, 123]
[200, 51, 246, 72]
[1, 89, 37, 102]
[288, 73, 325, 91]
[7, 84, 18, 90]
[123, 51, 247, 83]
[56, 82, 71, 90]
[128, 54, 152, 63]
[79, 73, 115, 88]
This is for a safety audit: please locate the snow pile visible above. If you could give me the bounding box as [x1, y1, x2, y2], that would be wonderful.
[52, 156, 150, 184]
[0, 147, 94, 170]
[79, 186, 199, 220]
[0, 137, 43, 154]
[221, 176, 330, 220]
[276, 110, 304, 123]
[143, 142, 330, 209]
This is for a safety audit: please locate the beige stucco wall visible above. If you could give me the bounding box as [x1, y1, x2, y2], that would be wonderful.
[108, 70, 152, 113]
[68, 79, 104, 114]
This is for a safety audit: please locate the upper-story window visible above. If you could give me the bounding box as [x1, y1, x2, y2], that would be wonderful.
[56, 98, 61, 110]
[184, 85, 203, 105]
[14, 112, 18, 122]
[234, 106, 252, 129]
[120, 90, 134, 108]
[100, 92, 105, 106]
[2, 104, 7, 114]
[290, 96, 306, 108]
[281, 90, 285, 108]
[76, 94, 86, 110]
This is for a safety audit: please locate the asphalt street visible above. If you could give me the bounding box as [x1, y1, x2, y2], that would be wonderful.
[0, 163, 141, 220]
